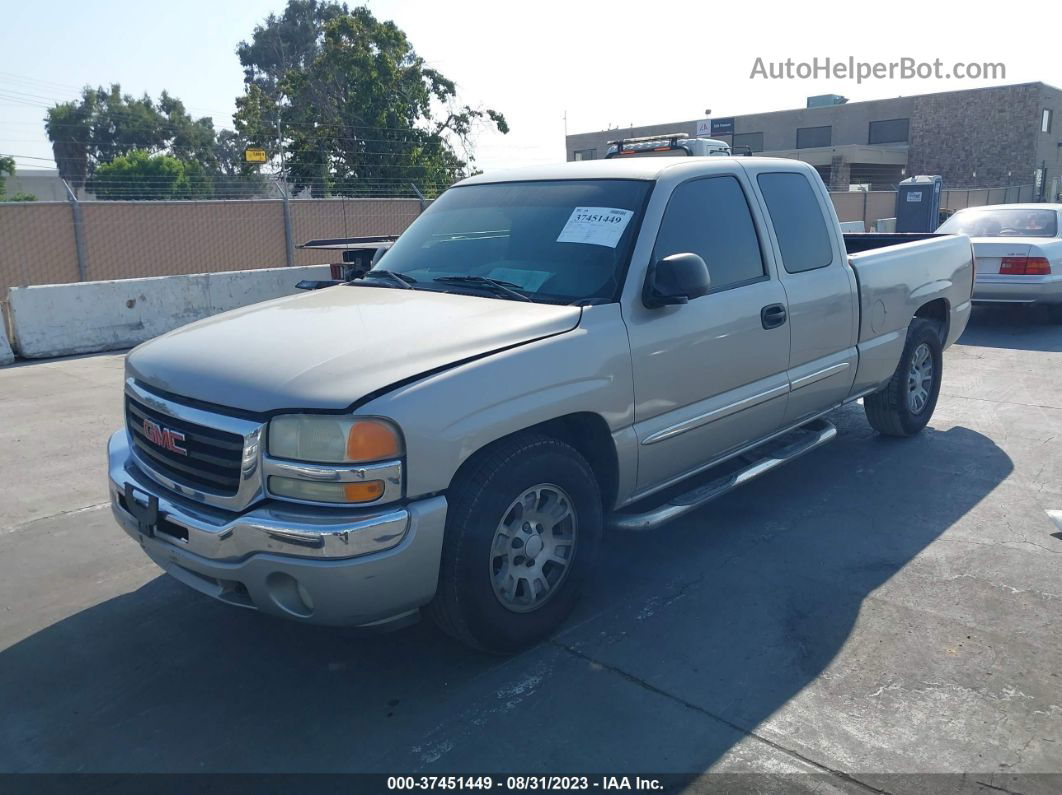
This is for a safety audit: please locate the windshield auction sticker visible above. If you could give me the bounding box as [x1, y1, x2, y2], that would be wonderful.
[556, 207, 634, 248]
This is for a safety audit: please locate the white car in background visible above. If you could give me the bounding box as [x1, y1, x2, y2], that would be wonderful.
[937, 204, 1062, 322]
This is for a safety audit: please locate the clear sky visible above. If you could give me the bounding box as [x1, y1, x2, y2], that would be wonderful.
[2, 0, 1060, 174]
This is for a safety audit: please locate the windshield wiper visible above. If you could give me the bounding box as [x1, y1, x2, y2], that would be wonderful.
[358, 269, 416, 289]
[433, 275, 532, 302]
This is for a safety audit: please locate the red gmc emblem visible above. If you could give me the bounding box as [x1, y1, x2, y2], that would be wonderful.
[142, 418, 187, 456]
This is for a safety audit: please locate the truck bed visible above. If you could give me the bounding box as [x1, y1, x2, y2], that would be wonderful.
[845, 233, 974, 394]
[843, 232, 946, 254]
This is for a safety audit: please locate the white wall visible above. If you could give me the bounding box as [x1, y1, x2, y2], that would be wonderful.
[3, 169, 93, 201]
[7, 264, 331, 360]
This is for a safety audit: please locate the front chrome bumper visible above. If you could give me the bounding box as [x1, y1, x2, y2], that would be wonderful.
[973, 273, 1062, 304]
[108, 430, 447, 627]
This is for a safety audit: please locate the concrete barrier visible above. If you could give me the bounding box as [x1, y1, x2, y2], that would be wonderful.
[7, 264, 331, 360]
[0, 308, 13, 365]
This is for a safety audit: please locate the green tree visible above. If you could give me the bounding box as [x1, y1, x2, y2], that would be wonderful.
[44, 95, 102, 190]
[0, 155, 13, 196]
[46, 86, 164, 186]
[234, 1, 507, 196]
[0, 156, 35, 201]
[44, 85, 226, 191]
[90, 150, 213, 200]
[212, 129, 271, 197]
[237, 0, 347, 103]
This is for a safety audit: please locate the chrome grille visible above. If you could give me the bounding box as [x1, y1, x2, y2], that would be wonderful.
[126, 394, 244, 496]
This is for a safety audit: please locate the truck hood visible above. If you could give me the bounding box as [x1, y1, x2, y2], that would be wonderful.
[126, 285, 582, 413]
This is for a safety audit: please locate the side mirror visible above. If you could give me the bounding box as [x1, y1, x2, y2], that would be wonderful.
[643, 252, 711, 308]
[295, 279, 342, 290]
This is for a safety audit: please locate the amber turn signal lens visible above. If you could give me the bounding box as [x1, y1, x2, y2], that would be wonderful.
[345, 419, 402, 462]
[344, 480, 385, 502]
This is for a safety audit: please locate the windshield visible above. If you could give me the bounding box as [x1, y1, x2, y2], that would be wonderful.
[370, 179, 651, 304]
[938, 208, 1059, 238]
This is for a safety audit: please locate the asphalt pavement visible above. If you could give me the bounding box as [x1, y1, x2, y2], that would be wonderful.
[1, 305, 1060, 791]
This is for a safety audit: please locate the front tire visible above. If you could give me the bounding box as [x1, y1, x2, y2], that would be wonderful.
[428, 433, 603, 654]
[864, 318, 943, 437]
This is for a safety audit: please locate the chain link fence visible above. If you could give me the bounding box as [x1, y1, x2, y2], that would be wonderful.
[0, 178, 426, 294]
[0, 178, 1042, 296]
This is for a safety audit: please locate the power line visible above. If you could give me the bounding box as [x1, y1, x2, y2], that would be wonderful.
[0, 70, 93, 94]
[4, 153, 57, 162]
[0, 71, 236, 118]
[0, 75, 500, 129]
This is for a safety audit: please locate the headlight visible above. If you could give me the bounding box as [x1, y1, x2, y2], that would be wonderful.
[268, 415, 403, 463]
[266, 415, 403, 505]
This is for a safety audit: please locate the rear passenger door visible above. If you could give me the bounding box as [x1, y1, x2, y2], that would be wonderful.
[747, 167, 859, 424]
[625, 173, 791, 494]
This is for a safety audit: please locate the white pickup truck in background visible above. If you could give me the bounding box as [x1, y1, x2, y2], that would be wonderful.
[605, 132, 732, 159]
[108, 157, 974, 652]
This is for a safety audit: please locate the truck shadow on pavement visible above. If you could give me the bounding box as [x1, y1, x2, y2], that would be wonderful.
[959, 304, 1062, 352]
[0, 405, 1012, 775]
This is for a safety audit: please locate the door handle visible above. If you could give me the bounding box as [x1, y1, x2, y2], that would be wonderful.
[760, 303, 787, 329]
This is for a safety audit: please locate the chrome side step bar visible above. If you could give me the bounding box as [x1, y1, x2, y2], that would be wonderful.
[607, 418, 837, 532]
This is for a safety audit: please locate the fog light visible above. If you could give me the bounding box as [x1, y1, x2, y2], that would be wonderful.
[266, 571, 313, 617]
[269, 476, 385, 504]
[296, 581, 314, 611]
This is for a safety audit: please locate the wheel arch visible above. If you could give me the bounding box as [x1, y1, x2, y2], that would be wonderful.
[448, 412, 620, 514]
[914, 297, 950, 344]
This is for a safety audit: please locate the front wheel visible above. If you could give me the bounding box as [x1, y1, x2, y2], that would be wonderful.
[428, 434, 602, 654]
[864, 318, 943, 437]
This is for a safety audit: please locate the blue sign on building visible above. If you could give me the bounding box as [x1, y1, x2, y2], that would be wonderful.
[711, 118, 735, 136]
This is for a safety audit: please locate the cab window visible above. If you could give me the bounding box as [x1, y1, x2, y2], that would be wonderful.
[757, 172, 834, 273]
[653, 176, 766, 292]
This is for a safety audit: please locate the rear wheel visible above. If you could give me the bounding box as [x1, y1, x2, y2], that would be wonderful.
[428, 433, 602, 654]
[864, 318, 943, 437]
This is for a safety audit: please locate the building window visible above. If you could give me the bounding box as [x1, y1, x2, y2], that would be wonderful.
[796, 126, 832, 149]
[868, 118, 910, 144]
[1042, 109, 1053, 133]
[731, 132, 764, 153]
[572, 149, 596, 161]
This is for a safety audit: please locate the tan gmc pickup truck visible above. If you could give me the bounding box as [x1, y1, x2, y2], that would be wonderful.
[108, 157, 974, 652]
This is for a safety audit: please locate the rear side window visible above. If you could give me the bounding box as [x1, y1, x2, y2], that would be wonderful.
[757, 172, 834, 273]
[653, 176, 765, 292]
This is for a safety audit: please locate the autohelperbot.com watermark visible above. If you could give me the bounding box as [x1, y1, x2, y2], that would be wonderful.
[749, 56, 1006, 84]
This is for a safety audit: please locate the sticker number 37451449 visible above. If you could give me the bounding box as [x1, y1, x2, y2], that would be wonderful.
[556, 207, 635, 248]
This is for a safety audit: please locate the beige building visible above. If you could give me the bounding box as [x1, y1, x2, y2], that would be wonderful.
[2, 169, 86, 202]
[566, 82, 1062, 198]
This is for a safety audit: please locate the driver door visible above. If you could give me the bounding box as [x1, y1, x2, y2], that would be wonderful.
[625, 173, 791, 494]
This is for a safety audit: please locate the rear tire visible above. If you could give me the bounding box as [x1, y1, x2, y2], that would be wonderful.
[428, 433, 603, 654]
[864, 318, 943, 437]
